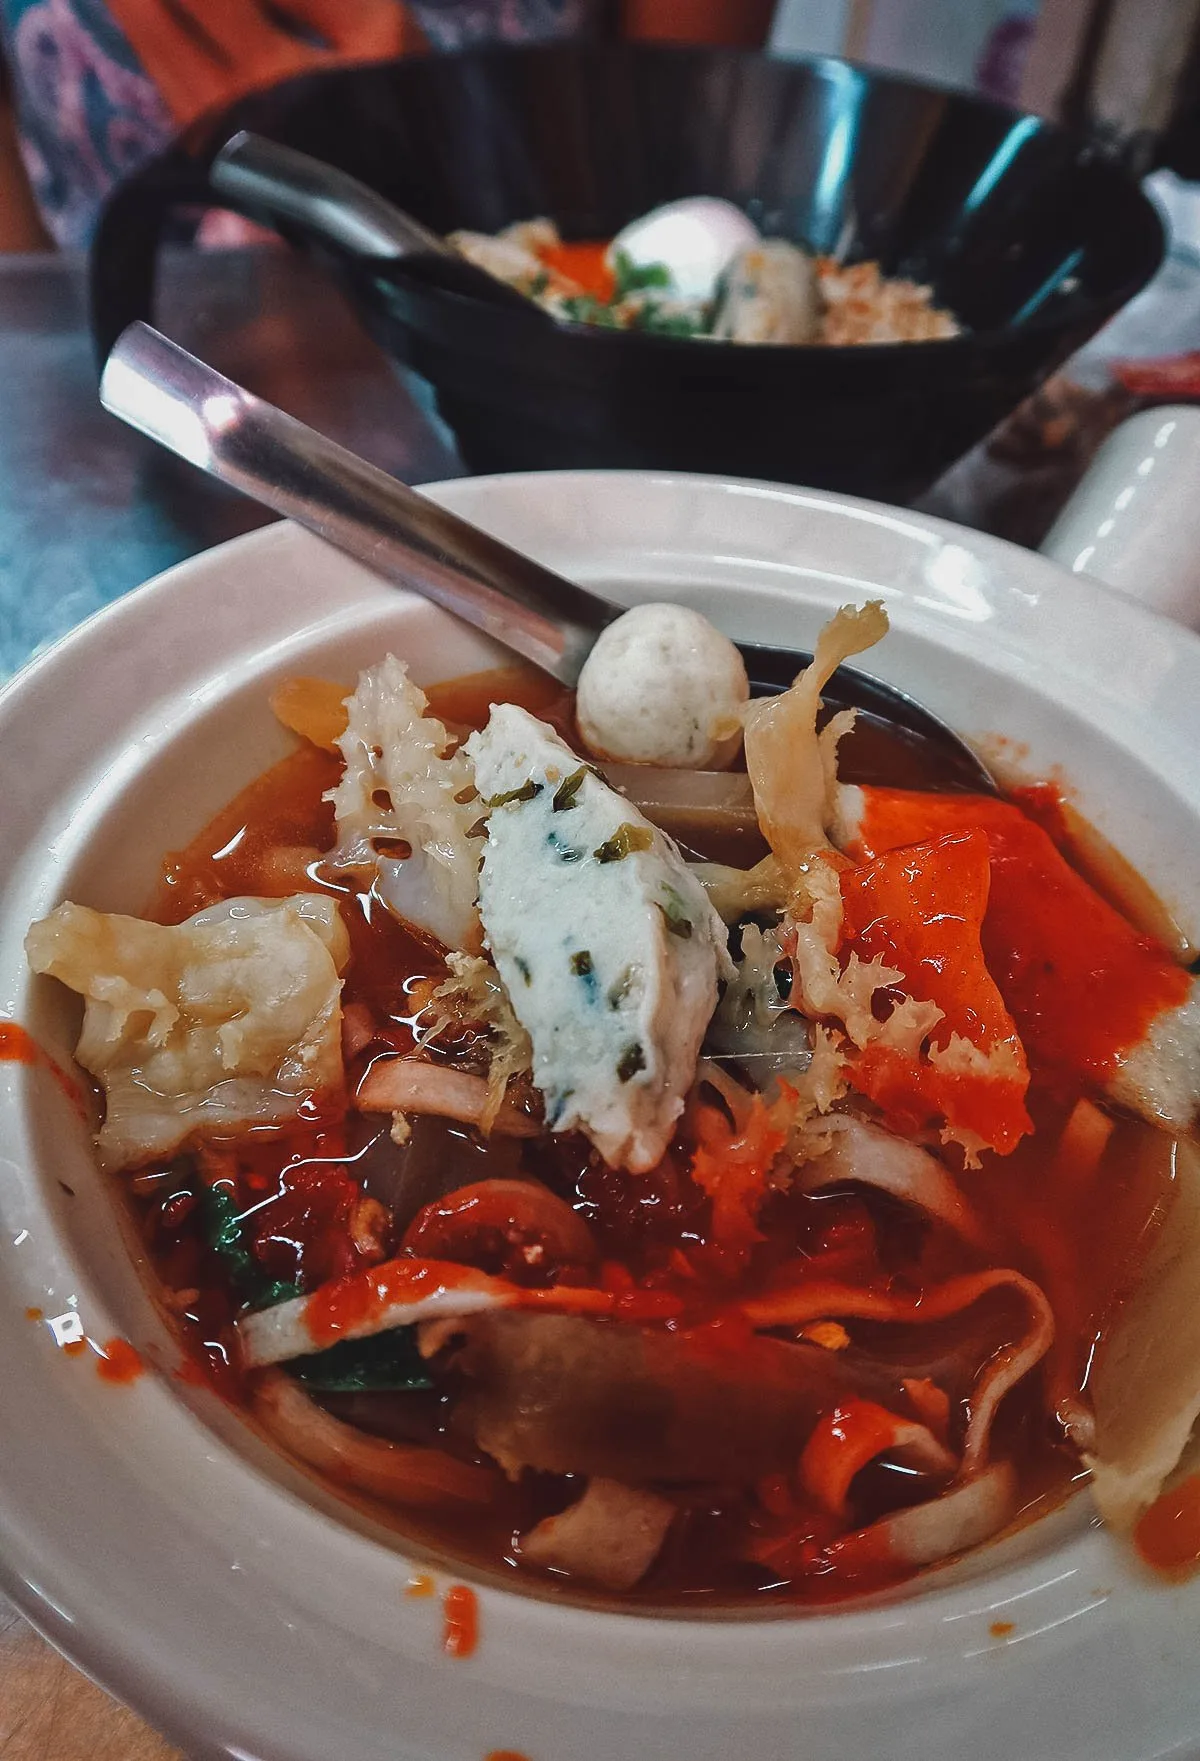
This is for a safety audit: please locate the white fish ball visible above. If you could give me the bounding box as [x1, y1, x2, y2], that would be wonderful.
[576, 603, 750, 769]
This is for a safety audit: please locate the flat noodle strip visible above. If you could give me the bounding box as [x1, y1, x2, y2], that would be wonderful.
[962, 1292, 1055, 1473]
[829, 1461, 1018, 1573]
[1085, 1138, 1200, 1528]
[356, 1058, 539, 1136]
[797, 1114, 985, 1246]
[739, 1268, 1054, 1471]
[799, 1401, 955, 1517]
[738, 1267, 1052, 1333]
[519, 1479, 676, 1592]
[237, 1256, 677, 1369]
[244, 1254, 1053, 1495]
[254, 1370, 493, 1508]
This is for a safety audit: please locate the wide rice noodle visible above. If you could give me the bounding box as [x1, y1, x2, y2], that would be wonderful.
[798, 1113, 984, 1245]
[519, 1479, 676, 1591]
[254, 1370, 492, 1508]
[1085, 1137, 1200, 1529]
[830, 1462, 1018, 1572]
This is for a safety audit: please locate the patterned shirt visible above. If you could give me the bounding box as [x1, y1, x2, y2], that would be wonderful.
[0, 0, 590, 246]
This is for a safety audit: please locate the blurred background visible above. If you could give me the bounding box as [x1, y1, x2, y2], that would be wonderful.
[4, 0, 1200, 254]
[0, 0, 1198, 255]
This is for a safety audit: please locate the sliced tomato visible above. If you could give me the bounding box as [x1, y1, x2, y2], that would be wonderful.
[401, 1178, 598, 1286]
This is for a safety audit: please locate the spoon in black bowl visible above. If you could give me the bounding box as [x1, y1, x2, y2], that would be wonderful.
[98, 321, 994, 793]
[209, 131, 548, 315]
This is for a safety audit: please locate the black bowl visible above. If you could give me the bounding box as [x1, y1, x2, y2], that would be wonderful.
[90, 43, 1164, 505]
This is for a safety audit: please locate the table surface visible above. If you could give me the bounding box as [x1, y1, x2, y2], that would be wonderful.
[0, 244, 463, 684]
[0, 241, 1087, 1757]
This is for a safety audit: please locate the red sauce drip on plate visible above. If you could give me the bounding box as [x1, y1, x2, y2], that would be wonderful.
[24, 1307, 43, 1322]
[443, 1583, 479, 1659]
[95, 1337, 145, 1385]
[1135, 1475, 1200, 1575]
[0, 1020, 86, 1114]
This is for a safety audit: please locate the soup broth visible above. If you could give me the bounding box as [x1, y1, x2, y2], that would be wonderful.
[112, 662, 1176, 1607]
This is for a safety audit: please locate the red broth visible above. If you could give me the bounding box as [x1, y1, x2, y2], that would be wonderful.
[121, 664, 1177, 1608]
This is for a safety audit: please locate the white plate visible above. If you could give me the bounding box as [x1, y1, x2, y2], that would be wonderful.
[3, 470, 1200, 1761]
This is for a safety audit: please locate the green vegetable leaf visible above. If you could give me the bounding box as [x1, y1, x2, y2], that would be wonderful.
[594, 823, 654, 864]
[607, 966, 635, 1010]
[559, 294, 620, 328]
[657, 894, 694, 939]
[289, 1328, 433, 1392]
[612, 250, 673, 298]
[199, 1184, 300, 1313]
[552, 766, 591, 812]
[617, 1041, 646, 1083]
[630, 303, 707, 339]
[201, 1183, 258, 1290]
[486, 779, 542, 809]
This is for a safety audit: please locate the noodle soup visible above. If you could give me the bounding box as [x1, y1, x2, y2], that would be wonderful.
[25, 608, 1200, 1606]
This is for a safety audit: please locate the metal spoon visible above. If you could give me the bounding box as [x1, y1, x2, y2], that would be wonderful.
[210, 132, 544, 315]
[99, 321, 994, 791]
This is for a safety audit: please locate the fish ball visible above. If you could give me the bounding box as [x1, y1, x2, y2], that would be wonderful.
[576, 603, 750, 769]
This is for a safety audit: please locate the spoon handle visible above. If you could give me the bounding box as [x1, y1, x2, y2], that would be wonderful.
[209, 132, 544, 314]
[211, 131, 448, 262]
[99, 322, 613, 684]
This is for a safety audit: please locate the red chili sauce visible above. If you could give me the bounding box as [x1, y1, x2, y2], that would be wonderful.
[120, 662, 1183, 1607]
[94, 1337, 145, 1385]
[0, 1022, 39, 1064]
[443, 1582, 480, 1659]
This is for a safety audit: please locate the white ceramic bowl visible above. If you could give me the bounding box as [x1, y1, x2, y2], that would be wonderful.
[3, 471, 1200, 1761]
